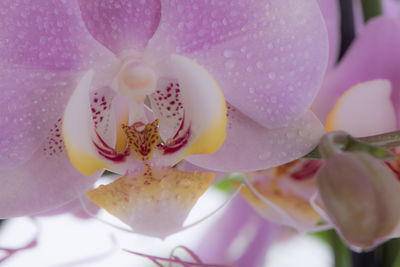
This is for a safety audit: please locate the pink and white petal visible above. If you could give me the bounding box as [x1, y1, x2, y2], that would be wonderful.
[78, 0, 161, 55]
[186, 104, 324, 172]
[150, 54, 227, 165]
[150, 77, 185, 141]
[241, 161, 328, 232]
[148, 0, 328, 128]
[317, 0, 341, 67]
[326, 79, 397, 136]
[0, 0, 115, 169]
[0, 119, 100, 218]
[62, 70, 140, 176]
[313, 17, 400, 124]
[86, 167, 215, 238]
[235, 178, 323, 232]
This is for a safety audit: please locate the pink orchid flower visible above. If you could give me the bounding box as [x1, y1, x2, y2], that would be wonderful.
[0, 0, 328, 238]
[242, 16, 400, 250]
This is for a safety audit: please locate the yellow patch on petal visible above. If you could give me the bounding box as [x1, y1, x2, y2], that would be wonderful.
[86, 167, 215, 238]
[122, 119, 162, 160]
[182, 79, 227, 158]
[274, 160, 299, 177]
[115, 113, 129, 152]
[233, 180, 321, 229]
[63, 142, 109, 176]
[163, 54, 227, 159]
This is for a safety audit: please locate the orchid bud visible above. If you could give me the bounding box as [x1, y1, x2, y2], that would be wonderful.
[317, 151, 400, 250]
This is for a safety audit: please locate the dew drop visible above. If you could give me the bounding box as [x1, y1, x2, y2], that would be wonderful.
[225, 59, 236, 70]
[268, 72, 276, 80]
[223, 49, 233, 58]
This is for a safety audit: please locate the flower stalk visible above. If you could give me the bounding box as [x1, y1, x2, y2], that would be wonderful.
[304, 130, 400, 160]
[361, 0, 383, 22]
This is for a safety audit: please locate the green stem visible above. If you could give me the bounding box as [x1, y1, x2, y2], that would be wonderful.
[361, 0, 383, 22]
[304, 130, 400, 159]
[358, 131, 400, 149]
[330, 230, 352, 267]
[378, 238, 400, 267]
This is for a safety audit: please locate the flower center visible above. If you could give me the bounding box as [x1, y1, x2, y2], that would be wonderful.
[116, 59, 157, 125]
[119, 63, 156, 97]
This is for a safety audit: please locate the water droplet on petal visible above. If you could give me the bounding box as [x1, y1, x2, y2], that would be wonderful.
[225, 59, 236, 70]
[268, 72, 276, 80]
[223, 50, 233, 58]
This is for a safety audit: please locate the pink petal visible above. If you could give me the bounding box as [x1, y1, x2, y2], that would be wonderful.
[0, 0, 112, 71]
[148, 0, 328, 128]
[0, 72, 77, 169]
[325, 79, 397, 136]
[186, 104, 324, 172]
[242, 161, 325, 232]
[0, 120, 100, 218]
[317, 0, 340, 67]
[313, 17, 400, 123]
[0, 0, 114, 169]
[384, 0, 400, 19]
[78, 0, 161, 55]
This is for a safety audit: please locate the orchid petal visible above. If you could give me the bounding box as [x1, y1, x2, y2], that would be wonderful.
[0, 123, 99, 218]
[317, 0, 340, 67]
[62, 70, 140, 176]
[186, 104, 324, 172]
[150, 54, 226, 163]
[147, 0, 328, 128]
[78, 0, 161, 55]
[326, 79, 397, 136]
[0, 71, 78, 170]
[313, 17, 400, 124]
[237, 164, 324, 232]
[63, 71, 110, 175]
[384, 0, 400, 19]
[0, 0, 114, 169]
[86, 167, 214, 238]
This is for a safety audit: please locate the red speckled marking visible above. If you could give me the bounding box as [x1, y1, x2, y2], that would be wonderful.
[43, 117, 64, 157]
[93, 131, 129, 163]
